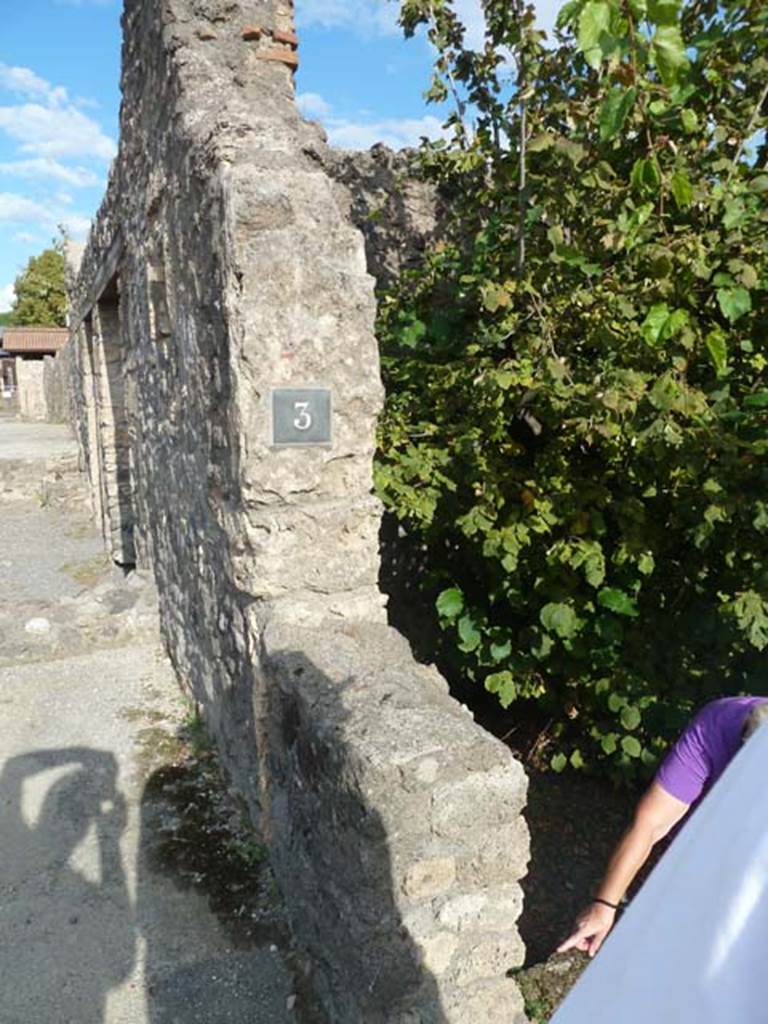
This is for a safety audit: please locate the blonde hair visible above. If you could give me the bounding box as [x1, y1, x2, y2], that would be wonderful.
[742, 702, 768, 743]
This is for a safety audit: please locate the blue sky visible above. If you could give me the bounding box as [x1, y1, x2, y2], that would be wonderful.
[0, 0, 560, 312]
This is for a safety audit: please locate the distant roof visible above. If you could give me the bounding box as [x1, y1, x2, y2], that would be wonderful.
[1, 326, 68, 354]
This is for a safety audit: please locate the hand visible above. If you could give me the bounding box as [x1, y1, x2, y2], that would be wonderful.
[557, 902, 616, 957]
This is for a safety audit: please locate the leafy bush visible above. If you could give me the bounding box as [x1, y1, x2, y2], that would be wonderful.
[376, 0, 768, 777]
[8, 242, 67, 327]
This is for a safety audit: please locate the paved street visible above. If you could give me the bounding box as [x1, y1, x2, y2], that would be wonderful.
[0, 415, 303, 1024]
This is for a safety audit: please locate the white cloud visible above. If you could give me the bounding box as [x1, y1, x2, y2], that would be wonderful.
[533, 0, 564, 37]
[297, 92, 333, 119]
[0, 158, 100, 188]
[296, 0, 398, 34]
[296, 0, 563, 40]
[0, 103, 116, 161]
[0, 192, 51, 223]
[0, 281, 15, 312]
[453, 0, 486, 50]
[0, 191, 91, 241]
[0, 65, 103, 256]
[58, 213, 92, 239]
[0, 63, 68, 106]
[327, 113, 446, 150]
[299, 88, 447, 150]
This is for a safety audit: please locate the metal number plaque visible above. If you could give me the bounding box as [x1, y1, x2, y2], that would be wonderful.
[271, 388, 333, 447]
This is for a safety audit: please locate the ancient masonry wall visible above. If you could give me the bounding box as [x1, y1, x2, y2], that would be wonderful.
[15, 360, 47, 421]
[63, 2, 530, 1020]
[43, 350, 74, 424]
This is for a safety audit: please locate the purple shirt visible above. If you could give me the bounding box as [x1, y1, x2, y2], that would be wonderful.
[655, 696, 768, 805]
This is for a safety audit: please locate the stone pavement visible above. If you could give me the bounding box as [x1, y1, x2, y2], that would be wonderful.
[0, 416, 309, 1024]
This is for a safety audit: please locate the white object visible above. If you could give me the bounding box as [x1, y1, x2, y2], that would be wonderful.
[553, 722, 768, 1024]
[24, 617, 52, 635]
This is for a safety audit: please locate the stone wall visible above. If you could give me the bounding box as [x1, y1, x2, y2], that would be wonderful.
[62, 1, 530, 1020]
[15, 359, 47, 421]
[43, 350, 73, 424]
[322, 144, 443, 291]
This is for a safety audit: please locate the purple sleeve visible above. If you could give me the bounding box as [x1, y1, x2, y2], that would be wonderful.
[655, 713, 712, 805]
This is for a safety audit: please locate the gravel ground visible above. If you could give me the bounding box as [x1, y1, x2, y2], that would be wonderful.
[0, 428, 318, 1024]
[0, 500, 108, 602]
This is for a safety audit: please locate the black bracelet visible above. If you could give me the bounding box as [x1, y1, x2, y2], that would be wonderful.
[592, 897, 620, 910]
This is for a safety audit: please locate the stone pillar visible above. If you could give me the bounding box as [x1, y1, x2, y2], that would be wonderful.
[15, 360, 47, 421]
[65, 2, 531, 1020]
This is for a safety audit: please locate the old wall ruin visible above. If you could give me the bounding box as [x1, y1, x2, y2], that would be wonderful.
[15, 360, 47, 421]
[62, 1, 530, 1020]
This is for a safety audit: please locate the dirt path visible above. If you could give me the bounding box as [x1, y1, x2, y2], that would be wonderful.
[0, 418, 312, 1024]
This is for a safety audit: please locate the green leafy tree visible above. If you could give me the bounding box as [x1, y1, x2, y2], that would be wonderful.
[376, 0, 768, 777]
[8, 243, 67, 326]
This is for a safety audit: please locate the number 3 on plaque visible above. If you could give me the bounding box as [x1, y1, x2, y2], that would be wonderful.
[293, 401, 312, 431]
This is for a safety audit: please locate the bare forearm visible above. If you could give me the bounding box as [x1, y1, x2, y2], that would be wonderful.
[595, 821, 656, 906]
[557, 784, 688, 956]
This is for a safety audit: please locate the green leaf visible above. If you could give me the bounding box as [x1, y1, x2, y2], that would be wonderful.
[436, 587, 464, 620]
[528, 132, 556, 153]
[732, 592, 768, 651]
[659, 308, 688, 341]
[481, 282, 511, 313]
[599, 87, 637, 142]
[490, 638, 513, 662]
[601, 733, 618, 755]
[621, 705, 642, 730]
[638, 552, 655, 576]
[722, 200, 746, 231]
[457, 614, 482, 652]
[717, 287, 752, 324]
[631, 158, 661, 196]
[598, 588, 639, 617]
[681, 108, 698, 133]
[485, 671, 517, 708]
[540, 602, 579, 639]
[556, 0, 583, 28]
[670, 171, 693, 209]
[551, 752, 568, 773]
[705, 329, 728, 377]
[650, 26, 688, 87]
[578, 0, 612, 69]
[641, 303, 670, 345]
[648, 0, 680, 25]
[570, 748, 585, 769]
[608, 692, 626, 713]
[400, 319, 427, 348]
[622, 735, 642, 757]
[713, 272, 734, 288]
[744, 392, 768, 409]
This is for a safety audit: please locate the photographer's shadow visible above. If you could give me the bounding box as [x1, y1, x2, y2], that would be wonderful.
[0, 747, 135, 1023]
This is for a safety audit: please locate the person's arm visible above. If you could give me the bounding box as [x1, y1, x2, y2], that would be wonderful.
[557, 782, 689, 957]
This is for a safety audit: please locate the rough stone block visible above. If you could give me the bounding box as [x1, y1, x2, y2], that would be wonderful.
[431, 766, 527, 838]
[446, 977, 528, 1024]
[449, 932, 527, 987]
[417, 932, 458, 976]
[403, 857, 457, 901]
[457, 818, 530, 886]
[438, 888, 523, 933]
